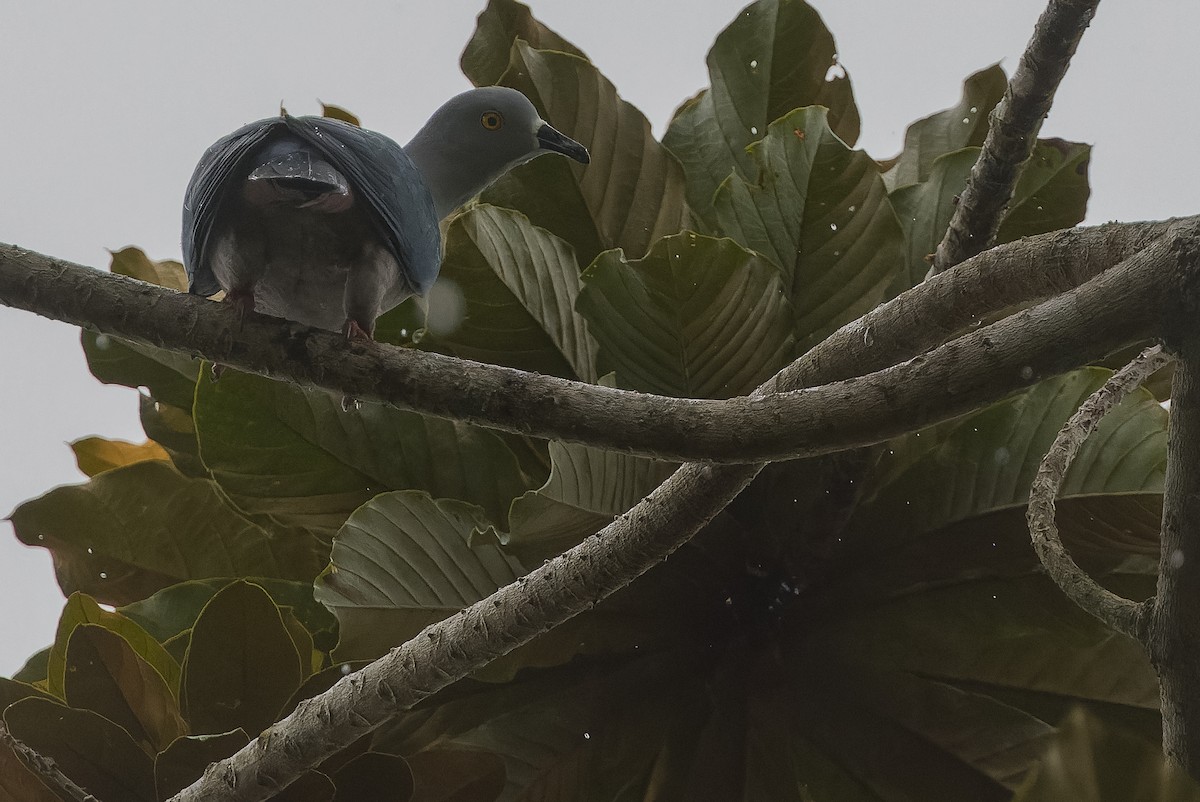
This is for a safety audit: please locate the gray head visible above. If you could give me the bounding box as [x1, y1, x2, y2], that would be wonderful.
[404, 86, 590, 219]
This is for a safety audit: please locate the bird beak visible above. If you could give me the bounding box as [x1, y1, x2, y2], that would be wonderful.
[536, 123, 590, 164]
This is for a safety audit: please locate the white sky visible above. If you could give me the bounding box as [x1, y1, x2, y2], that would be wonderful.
[1, 0, 1194, 675]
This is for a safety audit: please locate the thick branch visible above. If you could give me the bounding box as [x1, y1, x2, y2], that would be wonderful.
[173, 221, 1200, 799]
[1149, 342, 1200, 774]
[0, 220, 1183, 464]
[931, 0, 1100, 273]
[1026, 346, 1168, 641]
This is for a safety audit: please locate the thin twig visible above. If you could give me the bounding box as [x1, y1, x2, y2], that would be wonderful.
[1027, 345, 1170, 641]
[931, 0, 1101, 273]
[0, 719, 98, 802]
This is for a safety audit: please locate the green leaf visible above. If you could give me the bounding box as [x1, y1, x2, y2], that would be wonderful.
[120, 577, 336, 646]
[46, 592, 180, 700]
[482, 42, 689, 265]
[506, 442, 676, 556]
[10, 648, 50, 685]
[138, 394, 207, 477]
[422, 205, 597, 381]
[10, 461, 325, 606]
[461, 0, 588, 87]
[891, 141, 1091, 287]
[407, 749, 506, 802]
[64, 624, 187, 753]
[316, 492, 525, 662]
[154, 729, 249, 800]
[1012, 708, 1200, 801]
[711, 106, 906, 349]
[4, 697, 156, 802]
[331, 752, 414, 802]
[663, 0, 860, 228]
[82, 331, 200, 410]
[181, 580, 304, 735]
[849, 368, 1167, 542]
[194, 371, 541, 537]
[577, 233, 794, 397]
[882, 64, 1007, 191]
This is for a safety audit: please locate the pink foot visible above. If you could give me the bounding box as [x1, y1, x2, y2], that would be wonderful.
[342, 319, 374, 341]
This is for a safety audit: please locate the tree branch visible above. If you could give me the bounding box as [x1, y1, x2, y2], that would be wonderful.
[931, 0, 1101, 273]
[0, 719, 98, 802]
[1148, 340, 1200, 773]
[1026, 346, 1168, 641]
[0, 219, 1185, 464]
[172, 220, 1200, 799]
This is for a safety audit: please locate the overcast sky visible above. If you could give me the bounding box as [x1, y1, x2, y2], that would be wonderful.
[1, 0, 1195, 676]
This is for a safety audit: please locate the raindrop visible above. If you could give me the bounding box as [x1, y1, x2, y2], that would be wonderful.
[847, 205, 856, 213]
[962, 117, 971, 124]
[340, 663, 353, 675]
[37, 534, 45, 541]
[94, 334, 111, 350]
[399, 328, 408, 338]
[830, 223, 838, 231]
[832, 251, 840, 257]
[724, 597, 733, 606]
[750, 126, 759, 135]
[99, 571, 108, 580]
[86, 547, 94, 554]
[583, 732, 592, 740]
[1171, 549, 1186, 568]
[749, 59, 759, 69]
[969, 106, 978, 113]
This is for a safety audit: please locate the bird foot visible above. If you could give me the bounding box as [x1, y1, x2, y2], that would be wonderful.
[342, 319, 373, 341]
[225, 287, 256, 319]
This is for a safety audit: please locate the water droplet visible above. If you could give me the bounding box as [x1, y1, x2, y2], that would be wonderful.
[749, 59, 758, 69]
[1172, 549, 1186, 568]
[583, 732, 591, 740]
[962, 117, 971, 124]
[969, 106, 978, 113]
[99, 571, 108, 580]
[847, 205, 856, 212]
[94, 334, 111, 350]
[750, 126, 759, 135]
[86, 547, 94, 554]
[830, 223, 838, 231]
[340, 663, 353, 675]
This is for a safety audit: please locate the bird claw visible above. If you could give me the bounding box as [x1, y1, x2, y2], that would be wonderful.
[342, 319, 373, 341]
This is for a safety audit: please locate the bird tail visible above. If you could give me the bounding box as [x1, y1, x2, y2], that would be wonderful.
[246, 144, 352, 212]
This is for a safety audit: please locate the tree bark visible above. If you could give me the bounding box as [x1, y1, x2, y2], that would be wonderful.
[1150, 341, 1200, 773]
[931, 0, 1102, 273]
[0, 220, 1187, 464]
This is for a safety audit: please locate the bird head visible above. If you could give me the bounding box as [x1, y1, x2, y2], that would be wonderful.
[405, 86, 590, 219]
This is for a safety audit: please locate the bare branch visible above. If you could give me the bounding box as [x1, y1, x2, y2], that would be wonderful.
[0, 219, 1185, 464]
[0, 719, 98, 802]
[1149, 345, 1200, 772]
[931, 0, 1101, 273]
[173, 220, 1200, 799]
[1027, 346, 1168, 641]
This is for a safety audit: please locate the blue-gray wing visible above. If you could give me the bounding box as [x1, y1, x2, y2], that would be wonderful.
[285, 115, 441, 296]
[181, 115, 441, 298]
[182, 119, 279, 297]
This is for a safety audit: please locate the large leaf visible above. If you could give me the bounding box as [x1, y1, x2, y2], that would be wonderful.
[181, 580, 304, 735]
[46, 593, 181, 700]
[82, 331, 199, 411]
[10, 460, 324, 605]
[4, 697, 156, 802]
[421, 205, 597, 381]
[882, 64, 1007, 191]
[482, 42, 689, 265]
[406, 749, 506, 802]
[848, 368, 1167, 542]
[712, 106, 906, 349]
[120, 577, 336, 646]
[577, 233, 794, 398]
[1012, 708, 1200, 801]
[64, 624, 187, 753]
[505, 441, 676, 556]
[663, 0, 860, 228]
[891, 141, 1091, 287]
[194, 371, 543, 538]
[316, 492, 525, 662]
[461, 0, 588, 87]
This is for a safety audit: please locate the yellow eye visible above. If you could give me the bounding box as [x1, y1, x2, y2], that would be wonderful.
[480, 111, 504, 131]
